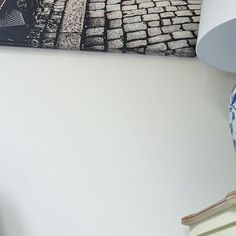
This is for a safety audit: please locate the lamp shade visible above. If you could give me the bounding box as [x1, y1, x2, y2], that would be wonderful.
[196, 0, 236, 73]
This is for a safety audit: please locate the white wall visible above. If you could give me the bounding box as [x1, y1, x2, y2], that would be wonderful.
[0, 47, 235, 236]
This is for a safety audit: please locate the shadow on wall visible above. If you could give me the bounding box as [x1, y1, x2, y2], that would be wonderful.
[0, 193, 27, 236]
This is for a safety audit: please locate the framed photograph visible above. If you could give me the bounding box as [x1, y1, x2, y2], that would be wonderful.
[0, 0, 201, 57]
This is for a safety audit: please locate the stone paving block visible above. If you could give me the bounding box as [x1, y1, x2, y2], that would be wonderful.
[187, 0, 201, 3]
[192, 16, 200, 22]
[123, 9, 147, 17]
[182, 23, 199, 30]
[148, 21, 160, 27]
[148, 7, 164, 13]
[88, 18, 105, 27]
[122, 5, 138, 10]
[126, 39, 147, 48]
[188, 4, 201, 10]
[171, 1, 187, 6]
[136, 0, 150, 4]
[175, 10, 193, 16]
[89, 10, 105, 17]
[107, 0, 121, 4]
[124, 22, 147, 32]
[162, 18, 171, 25]
[89, 2, 105, 10]
[107, 28, 124, 39]
[148, 34, 171, 43]
[168, 39, 188, 49]
[106, 4, 121, 11]
[160, 12, 175, 18]
[146, 42, 167, 53]
[107, 10, 122, 19]
[90, 0, 105, 2]
[173, 30, 193, 39]
[147, 27, 161, 36]
[139, 2, 155, 9]
[162, 24, 181, 33]
[126, 30, 147, 41]
[86, 27, 104, 36]
[85, 36, 104, 46]
[143, 14, 160, 21]
[122, 0, 135, 5]
[109, 19, 122, 28]
[177, 5, 187, 10]
[172, 17, 190, 24]
[154, 1, 170, 7]
[165, 6, 177, 11]
[123, 16, 142, 24]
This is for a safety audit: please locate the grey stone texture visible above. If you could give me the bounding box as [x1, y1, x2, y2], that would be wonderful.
[81, 0, 202, 56]
[28, 0, 87, 50]
[19, 0, 201, 56]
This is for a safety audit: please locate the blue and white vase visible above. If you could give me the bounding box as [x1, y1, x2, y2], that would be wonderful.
[229, 84, 236, 151]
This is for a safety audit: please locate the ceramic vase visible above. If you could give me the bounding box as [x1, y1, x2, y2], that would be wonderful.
[229, 84, 236, 151]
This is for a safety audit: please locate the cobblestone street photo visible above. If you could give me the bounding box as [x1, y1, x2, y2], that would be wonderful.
[0, 0, 201, 56]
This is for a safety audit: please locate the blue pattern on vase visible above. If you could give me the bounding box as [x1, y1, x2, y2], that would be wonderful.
[229, 84, 236, 151]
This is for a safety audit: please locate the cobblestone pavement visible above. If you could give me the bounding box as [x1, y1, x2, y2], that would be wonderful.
[29, 0, 86, 49]
[81, 0, 201, 56]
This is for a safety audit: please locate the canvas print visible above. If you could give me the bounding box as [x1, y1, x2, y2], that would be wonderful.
[0, 0, 201, 56]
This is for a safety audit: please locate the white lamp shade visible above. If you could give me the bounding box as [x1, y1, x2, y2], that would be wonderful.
[197, 0, 236, 73]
